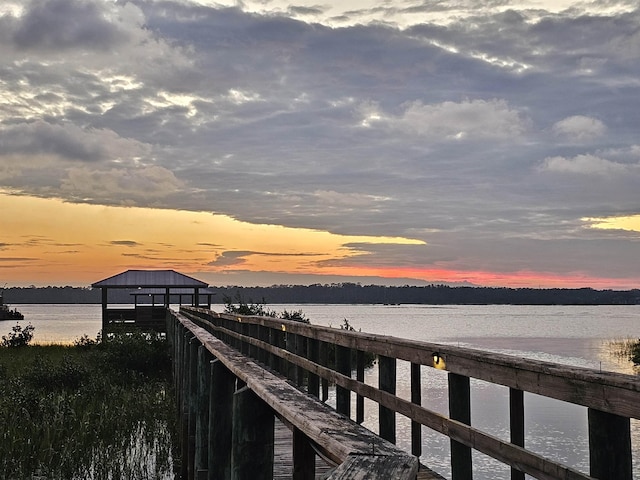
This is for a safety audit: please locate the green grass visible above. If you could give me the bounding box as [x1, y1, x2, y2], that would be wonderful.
[0, 330, 178, 480]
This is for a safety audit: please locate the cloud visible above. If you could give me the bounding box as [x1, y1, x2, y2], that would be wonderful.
[6, 0, 137, 51]
[208, 251, 251, 268]
[0, 121, 151, 162]
[110, 240, 141, 247]
[381, 99, 529, 140]
[60, 165, 184, 203]
[552, 115, 607, 141]
[540, 154, 630, 175]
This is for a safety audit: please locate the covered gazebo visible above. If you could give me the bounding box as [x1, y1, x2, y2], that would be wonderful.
[92, 269, 211, 333]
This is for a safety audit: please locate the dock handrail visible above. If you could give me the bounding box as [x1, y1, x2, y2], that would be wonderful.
[169, 309, 419, 479]
[178, 305, 639, 479]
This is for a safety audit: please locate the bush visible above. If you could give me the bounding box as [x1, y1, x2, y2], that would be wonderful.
[99, 329, 170, 379]
[631, 340, 640, 365]
[223, 292, 276, 317]
[1, 323, 35, 348]
[280, 309, 310, 323]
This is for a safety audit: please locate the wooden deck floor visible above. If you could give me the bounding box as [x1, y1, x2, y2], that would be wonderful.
[274, 419, 335, 479]
[273, 419, 444, 479]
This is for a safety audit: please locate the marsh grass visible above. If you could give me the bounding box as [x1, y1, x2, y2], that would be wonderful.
[606, 337, 640, 366]
[0, 330, 178, 479]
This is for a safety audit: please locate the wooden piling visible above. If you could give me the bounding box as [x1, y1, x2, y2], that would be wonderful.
[509, 388, 525, 480]
[195, 345, 210, 474]
[293, 427, 315, 480]
[379, 355, 396, 444]
[411, 362, 422, 457]
[336, 345, 351, 417]
[208, 359, 235, 480]
[449, 373, 472, 480]
[231, 386, 275, 480]
[307, 338, 320, 398]
[356, 350, 365, 424]
[188, 339, 199, 480]
[588, 408, 632, 480]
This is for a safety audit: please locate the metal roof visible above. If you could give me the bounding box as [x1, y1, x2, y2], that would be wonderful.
[92, 270, 209, 288]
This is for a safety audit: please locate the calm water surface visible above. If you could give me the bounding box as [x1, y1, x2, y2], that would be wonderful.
[6, 303, 640, 479]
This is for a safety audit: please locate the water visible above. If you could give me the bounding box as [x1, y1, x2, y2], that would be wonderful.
[6, 303, 640, 478]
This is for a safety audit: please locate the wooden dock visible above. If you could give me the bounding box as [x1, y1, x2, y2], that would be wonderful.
[170, 306, 640, 480]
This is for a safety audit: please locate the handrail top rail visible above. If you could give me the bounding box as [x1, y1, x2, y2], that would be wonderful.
[182, 306, 640, 393]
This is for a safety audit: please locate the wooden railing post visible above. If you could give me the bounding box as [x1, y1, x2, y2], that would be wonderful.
[231, 386, 275, 480]
[293, 427, 315, 480]
[286, 331, 297, 382]
[308, 338, 320, 398]
[588, 408, 632, 480]
[195, 345, 210, 476]
[356, 350, 365, 424]
[294, 334, 306, 386]
[411, 362, 422, 457]
[258, 325, 270, 365]
[449, 373, 472, 480]
[336, 344, 352, 417]
[379, 355, 396, 444]
[320, 341, 329, 401]
[510, 388, 525, 480]
[188, 339, 199, 480]
[209, 359, 235, 480]
[180, 332, 195, 480]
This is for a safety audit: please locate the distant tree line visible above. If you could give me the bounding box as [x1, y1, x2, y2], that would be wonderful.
[4, 284, 640, 305]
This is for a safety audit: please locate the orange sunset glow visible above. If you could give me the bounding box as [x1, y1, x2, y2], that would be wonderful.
[0, 192, 425, 286]
[3, 191, 639, 289]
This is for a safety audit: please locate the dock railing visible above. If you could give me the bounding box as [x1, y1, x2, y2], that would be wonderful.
[175, 306, 639, 480]
[169, 308, 419, 480]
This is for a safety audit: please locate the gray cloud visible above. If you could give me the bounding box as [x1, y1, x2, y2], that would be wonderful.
[3, 0, 640, 285]
[8, 0, 129, 51]
[0, 121, 150, 162]
[110, 241, 141, 247]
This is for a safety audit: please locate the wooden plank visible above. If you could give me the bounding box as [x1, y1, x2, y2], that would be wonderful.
[328, 454, 417, 480]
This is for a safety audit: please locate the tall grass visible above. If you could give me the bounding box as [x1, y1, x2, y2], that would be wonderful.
[606, 337, 640, 365]
[0, 330, 178, 480]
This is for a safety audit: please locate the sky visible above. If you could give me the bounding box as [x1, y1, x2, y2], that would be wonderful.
[1, 0, 640, 289]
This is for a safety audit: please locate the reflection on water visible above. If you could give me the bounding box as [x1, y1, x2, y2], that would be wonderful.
[8, 303, 640, 479]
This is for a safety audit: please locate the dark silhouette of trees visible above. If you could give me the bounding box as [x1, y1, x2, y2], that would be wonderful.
[4, 284, 640, 305]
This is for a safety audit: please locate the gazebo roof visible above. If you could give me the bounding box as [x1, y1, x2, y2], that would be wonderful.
[92, 270, 209, 289]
